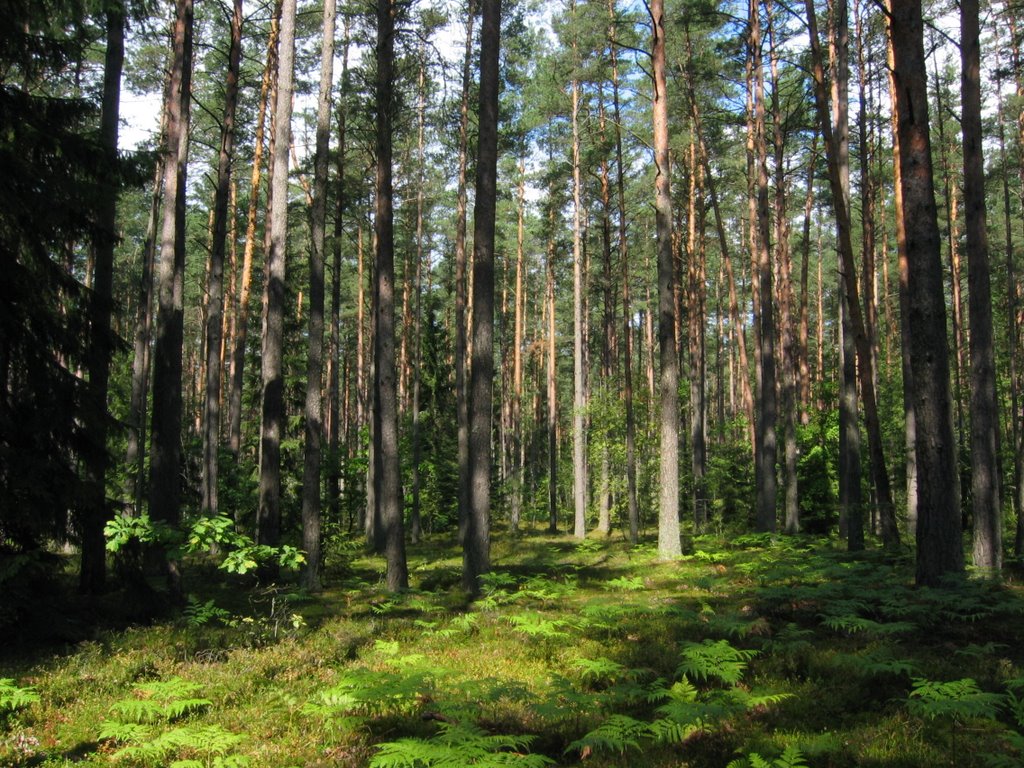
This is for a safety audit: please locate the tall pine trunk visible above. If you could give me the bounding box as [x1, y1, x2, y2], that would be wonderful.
[454, 1, 475, 546]
[301, 0, 336, 592]
[611, 0, 639, 543]
[961, 0, 1001, 574]
[256, 0, 296, 581]
[570, 10, 587, 540]
[202, 0, 243, 520]
[465, 0, 501, 593]
[750, 0, 777, 533]
[228, 7, 279, 461]
[80, 0, 125, 594]
[652, 0, 681, 556]
[888, 0, 963, 586]
[148, 0, 193, 601]
[374, 0, 409, 591]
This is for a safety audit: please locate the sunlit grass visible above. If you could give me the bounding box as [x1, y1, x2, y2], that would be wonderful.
[2, 527, 1024, 766]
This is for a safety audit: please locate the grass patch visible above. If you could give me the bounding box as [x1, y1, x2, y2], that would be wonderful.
[2, 530, 1024, 766]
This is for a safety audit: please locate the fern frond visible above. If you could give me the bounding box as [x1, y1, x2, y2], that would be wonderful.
[506, 612, 570, 639]
[163, 697, 213, 720]
[572, 656, 628, 684]
[109, 698, 166, 724]
[565, 714, 648, 756]
[677, 639, 758, 685]
[907, 677, 1003, 722]
[98, 720, 152, 743]
[0, 678, 40, 713]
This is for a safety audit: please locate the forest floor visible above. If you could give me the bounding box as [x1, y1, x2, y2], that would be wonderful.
[3, 529, 1024, 767]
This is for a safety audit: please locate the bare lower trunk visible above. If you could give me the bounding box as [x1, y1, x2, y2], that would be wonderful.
[889, 0, 963, 586]
[149, 0, 193, 601]
[300, 0, 336, 592]
[257, 0, 296, 584]
[961, 0, 1001, 573]
[464, 0, 501, 593]
[202, 0, 243, 520]
[652, 0, 680, 556]
[374, 0, 409, 591]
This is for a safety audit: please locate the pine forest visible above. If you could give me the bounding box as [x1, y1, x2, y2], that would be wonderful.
[4, 0, 1024, 764]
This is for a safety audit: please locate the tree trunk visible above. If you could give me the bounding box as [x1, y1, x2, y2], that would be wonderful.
[961, 0, 1001, 574]
[464, 0, 500, 594]
[80, 0, 125, 594]
[805, 0, 899, 547]
[201, 0, 243, 521]
[570, 12, 587, 540]
[886, 17, 917, 536]
[750, 0, 777, 534]
[328, 18, 351, 524]
[148, 0, 193, 601]
[888, 0, 963, 586]
[125, 149, 163, 518]
[256, 0, 296, 583]
[798, 134, 817, 421]
[511, 158, 527, 534]
[547, 191, 559, 535]
[374, 0, 409, 592]
[684, 126, 707, 532]
[610, 0, 639, 543]
[410, 39, 428, 545]
[300, 0, 335, 592]
[765, 5, 796, 534]
[455, 0, 475, 547]
[652, 0, 680, 556]
[228, 6, 279, 460]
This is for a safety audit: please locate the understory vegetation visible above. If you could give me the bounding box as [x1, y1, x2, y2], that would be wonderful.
[2, 531, 1024, 767]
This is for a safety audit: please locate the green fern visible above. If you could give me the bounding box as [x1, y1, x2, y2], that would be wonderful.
[572, 656, 628, 684]
[183, 598, 232, 628]
[727, 744, 808, 768]
[677, 639, 758, 685]
[506, 612, 570, 639]
[602, 575, 646, 591]
[907, 677, 1003, 723]
[369, 721, 554, 767]
[565, 714, 648, 757]
[0, 678, 39, 719]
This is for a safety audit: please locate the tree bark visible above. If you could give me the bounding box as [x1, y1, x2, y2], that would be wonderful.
[961, 0, 1001, 574]
[652, 0, 681, 556]
[610, 0, 639, 543]
[374, 0, 409, 591]
[202, 0, 243, 520]
[148, 0, 193, 601]
[301, 0, 336, 592]
[228, 6, 279, 461]
[750, 0, 777, 533]
[570, 9, 587, 540]
[328, 18, 351, 524]
[805, 0, 898, 547]
[256, 0, 296, 583]
[80, 0, 125, 594]
[464, 0, 501, 594]
[888, 0, 963, 586]
[455, 0, 475, 547]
